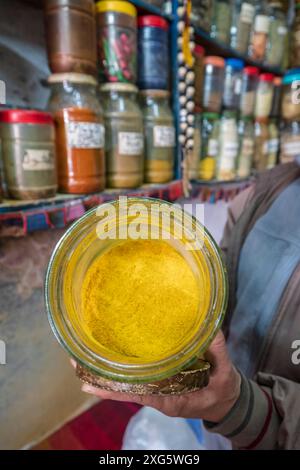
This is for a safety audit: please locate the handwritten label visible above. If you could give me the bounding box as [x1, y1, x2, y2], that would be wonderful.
[118, 132, 144, 155]
[67, 122, 105, 149]
[22, 149, 54, 171]
[153, 126, 175, 147]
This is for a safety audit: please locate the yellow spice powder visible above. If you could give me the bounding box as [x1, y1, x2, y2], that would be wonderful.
[81, 240, 203, 361]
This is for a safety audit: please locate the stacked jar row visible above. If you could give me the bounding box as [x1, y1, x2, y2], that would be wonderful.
[0, 75, 175, 200]
[189, 111, 281, 182]
[192, 0, 289, 68]
[280, 69, 300, 164]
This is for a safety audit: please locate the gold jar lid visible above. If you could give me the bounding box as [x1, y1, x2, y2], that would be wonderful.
[48, 73, 98, 86]
[100, 83, 138, 93]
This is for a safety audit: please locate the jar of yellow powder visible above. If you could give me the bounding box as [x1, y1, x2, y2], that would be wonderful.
[46, 198, 227, 395]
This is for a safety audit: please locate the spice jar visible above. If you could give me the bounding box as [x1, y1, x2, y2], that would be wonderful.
[291, 4, 300, 68]
[280, 121, 300, 164]
[191, 0, 213, 32]
[138, 16, 169, 90]
[202, 56, 225, 113]
[194, 45, 205, 109]
[249, 5, 270, 62]
[0, 110, 57, 200]
[216, 111, 239, 181]
[267, 118, 280, 169]
[199, 112, 220, 181]
[46, 198, 228, 395]
[96, 1, 137, 83]
[266, 3, 288, 67]
[211, 0, 233, 44]
[239, 66, 259, 117]
[140, 90, 175, 184]
[237, 116, 254, 178]
[255, 73, 274, 119]
[188, 112, 201, 180]
[48, 73, 105, 194]
[270, 76, 282, 118]
[44, 0, 97, 75]
[101, 83, 144, 189]
[230, 0, 256, 54]
[223, 58, 244, 110]
[254, 117, 269, 171]
[282, 71, 300, 121]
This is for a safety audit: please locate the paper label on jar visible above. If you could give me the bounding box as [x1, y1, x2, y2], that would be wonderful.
[278, 26, 287, 36]
[283, 141, 300, 156]
[221, 142, 239, 170]
[268, 138, 279, 153]
[241, 138, 254, 156]
[254, 15, 270, 34]
[118, 132, 144, 155]
[240, 3, 255, 24]
[22, 149, 55, 171]
[67, 122, 105, 149]
[153, 126, 175, 148]
[208, 139, 219, 156]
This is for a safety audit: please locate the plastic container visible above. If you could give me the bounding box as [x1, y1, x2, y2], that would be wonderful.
[291, 4, 300, 68]
[48, 73, 105, 194]
[140, 90, 175, 184]
[270, 76, 282, 118]
[254, 117, 269, 171]
[280, 120, 300, 164]
[100, 83, 144, 189]
[46, 198, 228, 395]
[249, 5, 270, 62]
[216, 110, 239, 181]
[267, 118, 280, 169]
[137, 15, 169, 90]
[230, 0, 256, 54]
[255, 73, 274, 119]
[211, 0, 233, 44]
[237, 116, 254, 178]
[96, 1, 137, 83]
[200, 112, 220, 181]
[266, 3, 288, 67]
[0, 110, 57, 200]
[282, 71, 300, 121]
[44, 0, 97, 75]
[194, 45, 205, 109]
[239, 66, 259, 117]
[223, 58, 244, 110]
[202, 56, 225, 113]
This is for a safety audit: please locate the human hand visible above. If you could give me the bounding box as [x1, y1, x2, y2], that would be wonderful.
[77, 331, 241, 423]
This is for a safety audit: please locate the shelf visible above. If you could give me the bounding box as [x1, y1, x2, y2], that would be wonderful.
[194, 26, 284, 76]
[0, 180, 183, 237]
[190, 177, 253, 203]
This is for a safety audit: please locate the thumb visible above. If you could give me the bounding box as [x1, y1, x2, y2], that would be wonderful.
[204, 330, 230, 374]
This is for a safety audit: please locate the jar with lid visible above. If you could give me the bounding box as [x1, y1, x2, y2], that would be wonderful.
[255, 73, 274, 119]
[46, 198, 228, 395]
[291, 4, 300, 68]
[140, 90, 175, 184]
[239, 66, 259, 117]
[96, 1, 137, 83]
[211, 0, 233, 44]
[267, 118, 280, 169]
[254, 117, 269, 171]
[188, 112, 201, 180]
[282, 70, 300, 121]
[270, 76, 282, 119]
[280, 121, 300, 164]
[191, 0, 214, 32]
[48, 73, 105, 194]
[0, 110, 57, 200]
[200, 113, 220, 181]
[266, 3, 288, 67]
[194, 45, 205, 109]
[223, 58, 244, 110]
[216, 111, 239, 181]
[237, 116, 254, 178]
[100, 83, 144, 189]
[249, 4, 270, 62]
[45, 0, 97, 75]
[202, 56, 225, 113]
[138, 16, 169, 90]
[230, 0, 256, 54]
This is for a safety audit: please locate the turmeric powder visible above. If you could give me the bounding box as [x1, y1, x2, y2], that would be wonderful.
[81, 240, 209, 361]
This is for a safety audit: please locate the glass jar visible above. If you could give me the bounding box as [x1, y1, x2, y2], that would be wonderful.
[239, 66, 259, 117]
[140, 90, 175, 184]
[270, 76, 282, 118]
[282, 71, 300, 121]
[48, 73, 105, 194]
[267, 118, 280, 169]
[45, 198, 228, 394]
[191, 0, 214, 32]
[211, 0, 233, 44]
[291, 4, 300, 68]
[0, 110, 57, 200]
[223, 58, 244, 110]
[194, 45, 205, 109]
[255, 73, 274, 119]
[216, 110, 239, 181]
[44, 0, 97, 76]
[96, 1, 137, 83]
[230, 0, 256, 54]
[100, 83, 144, 189]
[237, 116, 254, 178]
[137, 15, 169, 90]
[203, 56, 225, 113]
[200, 112, 220, 181]
[188, 112, 201, 180]
[280, 121, 300, 164]
[266, 3, 288, 67]
[249, 5, 270, 62]
[254, 117, 269, 171]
